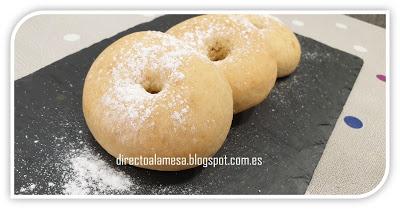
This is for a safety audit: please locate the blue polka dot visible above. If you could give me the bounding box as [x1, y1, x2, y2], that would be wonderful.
[344, 116, 363, 129]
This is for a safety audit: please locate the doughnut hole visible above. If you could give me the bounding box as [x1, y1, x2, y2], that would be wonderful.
[141, 72, 163, 94]
[207, 38, 232, 62]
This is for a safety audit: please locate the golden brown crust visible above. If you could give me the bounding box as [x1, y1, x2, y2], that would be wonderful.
[82, 31, 233, 171]
[240, 15, 301, 77]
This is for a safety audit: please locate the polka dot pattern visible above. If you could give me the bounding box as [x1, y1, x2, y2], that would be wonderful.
[335, 22, 348, 29]
[291, 20, 304, 26]
[353, 45, 368, 53]
[63, 33, 80, 42]
[376, 74, 386, 82]
[344, 116, 363, 129]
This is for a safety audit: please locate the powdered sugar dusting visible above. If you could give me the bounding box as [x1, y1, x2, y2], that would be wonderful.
[62, 146, 136, 195]
[171, 105, 189, 124]
[19, 183, 36, 193]
[16, 121, 201, 195]
[229, 14, 283, 37]
[100, 32, 196, 137]
[261, 14, 284, 25]
[228, 15, 258, 32]
[170, 15, 259, 58]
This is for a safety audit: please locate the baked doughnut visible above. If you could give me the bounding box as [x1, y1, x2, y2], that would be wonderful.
[82, 31, 233, 171]
[238, 14, 301, 77]
[167, 14, 277, 113]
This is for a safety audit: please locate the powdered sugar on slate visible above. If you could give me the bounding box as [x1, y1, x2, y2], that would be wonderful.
[19, 183, 36, 193]
[62, 146, 135, 195]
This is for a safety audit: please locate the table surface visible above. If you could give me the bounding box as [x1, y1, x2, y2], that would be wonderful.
[13, 13, 386, 195]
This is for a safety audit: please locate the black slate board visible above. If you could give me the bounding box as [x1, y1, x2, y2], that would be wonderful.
[14, 15, 363, 195]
